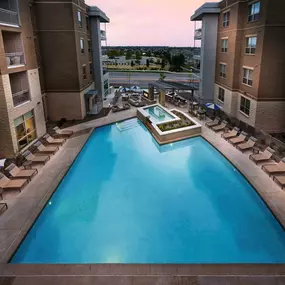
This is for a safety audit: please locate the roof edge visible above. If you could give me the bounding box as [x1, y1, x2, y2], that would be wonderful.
[190, 2, 220, 21]
[88, 6, 110, 23]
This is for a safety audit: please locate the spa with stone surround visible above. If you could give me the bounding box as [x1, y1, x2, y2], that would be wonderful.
[137, 104, 202, 144]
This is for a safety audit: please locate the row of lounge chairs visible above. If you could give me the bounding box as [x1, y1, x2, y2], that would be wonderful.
[0, 127, 74, 212]
[206, 117, 285, 189]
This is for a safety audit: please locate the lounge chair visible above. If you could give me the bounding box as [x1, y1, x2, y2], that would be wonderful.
[221, 127, 240, 140]
[43, 134, 65, 146]
[34, 141, 59, 155]
[262, 158, 285, 177]
[236, 136, 257, 152]
[249, 147, 275, 164]
[53, 126, 73, 138]
[22, 150, 50, 165]
[205, 117, 220, 128]
[0, 172, 29, 193]
[5, 163, 37, 181]
[0, 202, 8, 212]
[229, 131, 248, 145]
[273, 176, 285, 189]
[212, 120, 228, 132]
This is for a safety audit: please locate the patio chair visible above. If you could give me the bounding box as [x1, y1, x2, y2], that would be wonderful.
[53, 126, 73, 138]
[212, 120, 228, 132]
[0, 202, 8, 212]
[5, 163, 37, 181]
[249, 147, 275, 164]
[0, 172, 29, 193]
[262, 158, 285, 177]
[205, 117, 220, 128]
[34, 141, 59, 155]
[236, 137, 257, 152]
[22, 150, 50, 165]
[43, 134, 66, 146]
[273, 175, 285, 189]
[229, 131, 248, 145]
[221, 127, 240, 140]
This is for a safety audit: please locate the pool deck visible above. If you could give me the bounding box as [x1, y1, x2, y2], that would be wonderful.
[1, 103, 285, 284]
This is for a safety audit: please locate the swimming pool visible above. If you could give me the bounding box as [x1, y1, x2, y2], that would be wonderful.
[12, 119, 285, 263]
[144, 105, 175, 122]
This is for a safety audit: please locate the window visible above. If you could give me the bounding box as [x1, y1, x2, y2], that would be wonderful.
[82, 65, 87, 80]
[245, 36, 257, 54]
[80, 38, 84, 53]
[77, 11, 82, 27]
[221, 38, 228, 53]
[218, 87, 225, 102]
[89, 62, 92, 74]
[242, 68, 253, 86]
[248, 1, 260, 22]
[220, 63, 226, 78]
[88, 40, 91, 52]
[240, 96, 251, 116]
[223, 11, 230, 27]
[86, 16, 89, 30]
[14, 111, 37, 149]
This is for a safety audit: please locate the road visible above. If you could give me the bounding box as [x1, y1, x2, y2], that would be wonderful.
[109, 71, 198, 88]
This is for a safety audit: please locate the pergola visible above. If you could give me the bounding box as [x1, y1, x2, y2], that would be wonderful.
[148, 80, 198, 106]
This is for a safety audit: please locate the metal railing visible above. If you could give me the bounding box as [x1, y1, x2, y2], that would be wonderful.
[6, 52, 25, 67]
[194, 28, 202, 40]
[0, 7, 19, 26]
[100, 30, 106, 40]
[12, 89, 30, 107]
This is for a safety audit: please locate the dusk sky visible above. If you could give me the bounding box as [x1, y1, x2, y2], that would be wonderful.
[86, 0, 219, 47]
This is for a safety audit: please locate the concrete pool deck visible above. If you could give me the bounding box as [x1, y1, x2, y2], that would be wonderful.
[1, 104, 285, 284]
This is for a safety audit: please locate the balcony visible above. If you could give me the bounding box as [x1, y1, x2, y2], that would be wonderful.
[194, 28, 202, 40]
[100, 30, 106, 41]
[9, 71, 30, 107]
[0, 0, 19, 26]
[3, 31, 25, 68]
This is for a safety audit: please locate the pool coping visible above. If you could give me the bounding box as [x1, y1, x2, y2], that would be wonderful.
[1, 112, 285, 281]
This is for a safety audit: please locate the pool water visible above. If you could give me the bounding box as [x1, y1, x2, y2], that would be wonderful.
[144, 106, 175, 122]
[12, 119, 285, 263]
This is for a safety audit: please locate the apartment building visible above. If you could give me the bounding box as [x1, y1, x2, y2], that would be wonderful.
[31, 0, 110, 121]
[192, 0, 285, 133]
[0, 0, 46, 156]
[215, 0, 285, 132]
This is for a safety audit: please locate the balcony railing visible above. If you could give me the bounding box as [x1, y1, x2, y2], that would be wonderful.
[100, 30, 106, 41]
[6, 52, 25, 67]
[12, 89, 30, 107]
[194, 28, 202, 40]
[0, 7, 19, 26]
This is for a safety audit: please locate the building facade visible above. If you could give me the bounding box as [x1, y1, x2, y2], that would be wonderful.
[214, 0, 285, 132]
[31, 0, 110, 121]
[0, 0, 46, 156]
[191, 3, 220, 104]
[0, 0, 109, 156]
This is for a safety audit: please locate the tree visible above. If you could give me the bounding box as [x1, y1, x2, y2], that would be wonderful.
[131, 60, 134, 67]
[170, 54, 185, 71]
[159, 72, 166, 81]
[146, 59, 150, 68]
[126, 50, 133, 60]
[135, 59, 141, 65]
[135, 50, 142, 60]
[161, 58, 166, 69]
[156, 59, 161, 65]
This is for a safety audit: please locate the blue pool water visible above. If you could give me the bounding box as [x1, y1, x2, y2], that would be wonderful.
[144, 105, 175, 122]
[12, 119, 285, 263]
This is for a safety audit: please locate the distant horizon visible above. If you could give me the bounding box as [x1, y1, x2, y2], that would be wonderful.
[86, 0, 219, 46]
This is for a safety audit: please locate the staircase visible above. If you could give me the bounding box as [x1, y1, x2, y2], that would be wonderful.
[116, 118, 139, 132]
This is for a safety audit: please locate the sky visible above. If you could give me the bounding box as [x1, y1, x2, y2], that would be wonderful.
[86, 0, 218, 47]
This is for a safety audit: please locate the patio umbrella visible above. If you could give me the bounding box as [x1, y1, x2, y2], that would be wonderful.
[120, 87, 129, 92]
[131, 85, 141, 91]
[0, 159, 6, 168]
[205, 103, 221, 110]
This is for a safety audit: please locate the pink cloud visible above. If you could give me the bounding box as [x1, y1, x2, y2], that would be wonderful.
[86, 0, 219, 46]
